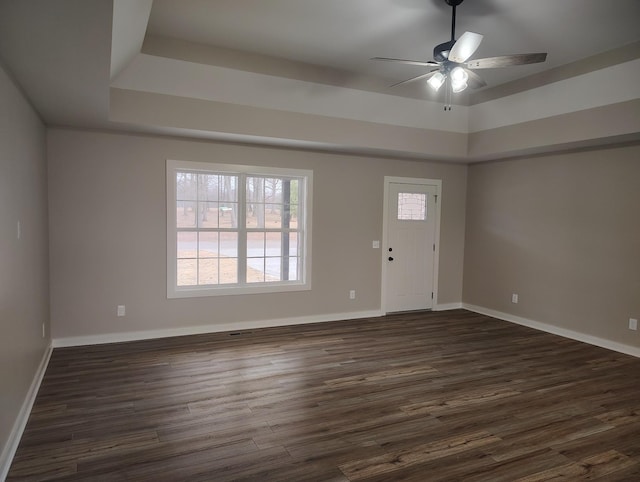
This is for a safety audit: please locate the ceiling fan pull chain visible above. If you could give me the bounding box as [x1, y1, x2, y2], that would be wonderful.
[444, 79, 447, 110]
[444, 77, 451, 111]
[446, 78, 449, 110]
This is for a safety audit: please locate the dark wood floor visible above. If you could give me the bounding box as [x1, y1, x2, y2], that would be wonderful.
[8, 309, 640, 481]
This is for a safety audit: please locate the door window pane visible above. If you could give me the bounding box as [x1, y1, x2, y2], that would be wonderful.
[398, 193, 427, 220]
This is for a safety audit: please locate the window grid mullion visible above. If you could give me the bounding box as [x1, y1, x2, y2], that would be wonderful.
[177, 228, 239, 232]
[245, 229, 299, 233]
[237, 173, 247, 285]
[195, 175, 201, 285]
[297, 181, 305, 281]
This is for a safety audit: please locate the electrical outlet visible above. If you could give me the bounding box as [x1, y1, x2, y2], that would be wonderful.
[511, 293, 519, 304]
[349, 290, 356, 300]
[630, 318, 638, 331]
[117, 305, 126, 317]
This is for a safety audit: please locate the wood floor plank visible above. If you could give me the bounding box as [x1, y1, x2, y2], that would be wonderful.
[515, 449, 637, 481]
[338, 431, 501, 480]
[7, 309, 640, 481]
[324, 365, 439, 388]
[399, 386, 521, 416]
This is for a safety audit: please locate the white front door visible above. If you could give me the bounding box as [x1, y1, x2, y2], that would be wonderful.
[384, 181, 438, 313]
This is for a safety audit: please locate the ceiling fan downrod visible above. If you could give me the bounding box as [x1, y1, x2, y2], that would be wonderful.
[445, 0, 464, 42]
[434, 0, 464, 62]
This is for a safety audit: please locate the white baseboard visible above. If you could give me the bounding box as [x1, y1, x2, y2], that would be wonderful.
[52, 310, 385, 348]
[0, 344, 52, 482]
[463, 303, 640, 358]
[433, 302, 463, 311]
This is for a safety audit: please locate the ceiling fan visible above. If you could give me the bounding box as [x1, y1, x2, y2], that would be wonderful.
[372, 0, 547, 103]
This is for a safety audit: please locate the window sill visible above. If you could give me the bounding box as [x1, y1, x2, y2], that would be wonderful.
[167, 281, 311, 299]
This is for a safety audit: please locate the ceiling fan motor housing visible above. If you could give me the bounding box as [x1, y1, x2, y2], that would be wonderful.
[434, 40, 456, 62]
[440, 0, 464, 61]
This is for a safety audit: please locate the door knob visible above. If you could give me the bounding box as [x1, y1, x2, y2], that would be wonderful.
[388, 257, 394, 261]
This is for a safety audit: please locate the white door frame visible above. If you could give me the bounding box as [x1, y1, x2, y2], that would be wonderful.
[381, 176, 442, 314]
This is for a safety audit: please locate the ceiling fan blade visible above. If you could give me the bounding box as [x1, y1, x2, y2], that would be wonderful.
[467, 53, 547, 69]
[389, 70, 439, 88]
[371, 57, 440, 67]
[465, 69, 487, 89]
[448, 31, 483, 63]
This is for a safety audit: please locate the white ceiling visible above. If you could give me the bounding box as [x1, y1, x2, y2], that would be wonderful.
[0, 0, 113, 127]
[0, 0, 639, 161]
[146, 0, 640, 90]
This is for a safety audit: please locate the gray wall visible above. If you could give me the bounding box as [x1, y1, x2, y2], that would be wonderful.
[0, 63, 49, 460]
[463, 145, 640, 347]
[47, 129, 467, 339]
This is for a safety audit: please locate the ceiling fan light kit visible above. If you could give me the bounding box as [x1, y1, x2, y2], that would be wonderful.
[372, 0, 548, 108]
[450, 66, 469, 93]
[427, 71, 446, 91]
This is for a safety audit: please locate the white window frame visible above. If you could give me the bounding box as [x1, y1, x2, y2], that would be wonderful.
[167, 160, 312, 298]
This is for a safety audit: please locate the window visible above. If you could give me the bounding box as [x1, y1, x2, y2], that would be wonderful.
[167, 160, 312, 298]
[397, 193, 427, 221]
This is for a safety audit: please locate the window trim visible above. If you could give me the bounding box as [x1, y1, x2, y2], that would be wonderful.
[167, 159, 312, 298]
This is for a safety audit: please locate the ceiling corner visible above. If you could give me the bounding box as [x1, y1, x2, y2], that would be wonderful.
[110, 0, 154, 81]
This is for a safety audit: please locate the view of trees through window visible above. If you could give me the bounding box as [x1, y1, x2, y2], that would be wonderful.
[175, 170, 303, 287]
